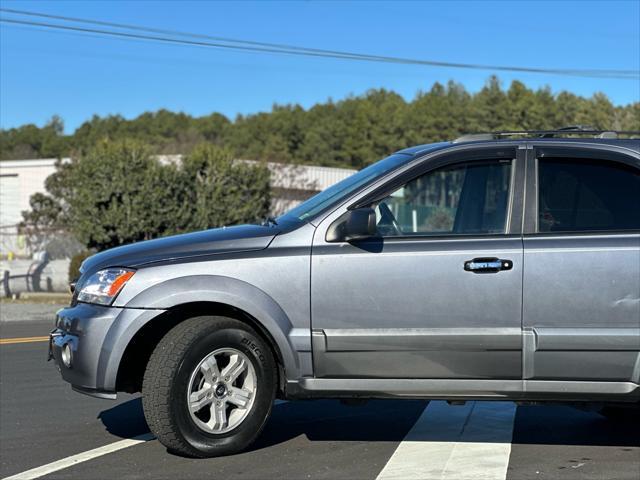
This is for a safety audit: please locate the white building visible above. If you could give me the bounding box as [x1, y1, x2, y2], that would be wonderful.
[0, 159, 64, 228]
[0, 157, 356, 257]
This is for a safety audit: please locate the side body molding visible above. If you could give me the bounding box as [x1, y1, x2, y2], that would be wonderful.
[121, 275, 302, 379]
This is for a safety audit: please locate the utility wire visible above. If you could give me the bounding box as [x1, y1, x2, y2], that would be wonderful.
[3, 7, 636, 77]
[2, 12, 636, 80]
[1, 9, 638, 80]
[0, 7, 381, 60]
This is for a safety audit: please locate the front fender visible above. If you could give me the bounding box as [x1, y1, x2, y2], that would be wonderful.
[119, 275, 302, 379]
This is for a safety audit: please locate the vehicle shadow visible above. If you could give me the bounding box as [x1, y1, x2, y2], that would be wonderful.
[511, 404, 640, 448]
[98, 397, 150, 439]
[98, 398, 639, 451]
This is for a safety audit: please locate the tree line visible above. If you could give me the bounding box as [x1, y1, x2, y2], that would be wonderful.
[2, 77, 639, 169]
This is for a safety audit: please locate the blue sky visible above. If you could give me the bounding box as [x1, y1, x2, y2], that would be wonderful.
[1, 0, 639, 133]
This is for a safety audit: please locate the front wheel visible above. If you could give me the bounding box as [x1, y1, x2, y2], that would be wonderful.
[142, 316, 277, 457]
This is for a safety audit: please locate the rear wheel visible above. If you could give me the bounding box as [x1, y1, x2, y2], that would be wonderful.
[142, 316, 277, 457]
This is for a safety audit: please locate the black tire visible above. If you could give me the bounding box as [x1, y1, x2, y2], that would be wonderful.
[142, 316, 277, 458]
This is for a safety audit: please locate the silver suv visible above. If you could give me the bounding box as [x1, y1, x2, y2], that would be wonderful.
[50, 130, 640, 457]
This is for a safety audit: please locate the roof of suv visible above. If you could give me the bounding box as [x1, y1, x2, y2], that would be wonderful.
[397, 137, 640, 158]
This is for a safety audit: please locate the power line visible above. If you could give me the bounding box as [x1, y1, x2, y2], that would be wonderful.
[1, 17, 417, 63]
[1, 9, 638, 80]
[3, 7, 636, 77]
[0, 7, 376, 60]
[2, 11, 636, 80]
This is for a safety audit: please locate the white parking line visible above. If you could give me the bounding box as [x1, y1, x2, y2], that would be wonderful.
[1, 433, 155, 480]
[376, 401, 517, 480]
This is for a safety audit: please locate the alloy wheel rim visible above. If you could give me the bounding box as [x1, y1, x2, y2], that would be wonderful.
[186, 348, 257, 434]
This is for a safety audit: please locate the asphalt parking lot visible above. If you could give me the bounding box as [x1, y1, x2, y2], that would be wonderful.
[1, 304, 638, 480]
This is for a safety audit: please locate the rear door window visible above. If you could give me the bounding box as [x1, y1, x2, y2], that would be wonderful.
[537, 158, 640, 233]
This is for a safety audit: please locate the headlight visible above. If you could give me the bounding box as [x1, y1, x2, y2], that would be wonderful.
[77, 268, 135, 305]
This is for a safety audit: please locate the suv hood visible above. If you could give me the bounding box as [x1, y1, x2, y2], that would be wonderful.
[81, 224, 280, 274]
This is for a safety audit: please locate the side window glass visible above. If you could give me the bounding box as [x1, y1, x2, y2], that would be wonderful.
[538, 158, 640, 233]
[374, 160, 512, 236]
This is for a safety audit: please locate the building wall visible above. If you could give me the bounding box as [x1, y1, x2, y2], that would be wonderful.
[0, 159, 63, 227]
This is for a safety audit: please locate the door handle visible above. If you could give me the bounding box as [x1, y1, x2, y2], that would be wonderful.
[464, 257, 513, 273]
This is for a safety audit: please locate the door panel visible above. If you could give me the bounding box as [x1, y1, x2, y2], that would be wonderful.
[311, 237, 523, 378]
[312, 237, 523, 378]
[311, 151, 525, 380]
[522, 150, 640, 383]
[523, 234, 640, 381]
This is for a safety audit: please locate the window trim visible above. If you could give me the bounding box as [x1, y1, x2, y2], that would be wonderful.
[313, 143, 528, 246]
[352, 147, 518, 208]
[347, 146, 526, 240]
[525, 146, 640, 236]
[373, 158, 516, 238]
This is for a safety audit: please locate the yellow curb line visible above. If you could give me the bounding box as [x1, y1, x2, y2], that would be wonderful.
[0, 336, 50, 345]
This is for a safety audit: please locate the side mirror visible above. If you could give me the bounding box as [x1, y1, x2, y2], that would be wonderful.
[326, 207, 377, 242]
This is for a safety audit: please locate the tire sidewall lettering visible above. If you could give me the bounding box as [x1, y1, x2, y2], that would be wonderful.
[241, 337, 266, 364]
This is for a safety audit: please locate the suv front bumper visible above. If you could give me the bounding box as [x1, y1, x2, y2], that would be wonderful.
[49, 303, 165, 398]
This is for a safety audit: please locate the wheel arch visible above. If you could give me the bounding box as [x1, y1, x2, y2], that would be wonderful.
[110, 275, 301, 395]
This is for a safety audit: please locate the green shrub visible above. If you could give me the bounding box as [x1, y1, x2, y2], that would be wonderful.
[69, 251, 92, 282]
[25, 140, 272, 252]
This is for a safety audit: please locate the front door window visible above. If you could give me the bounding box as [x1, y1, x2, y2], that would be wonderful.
[374, 161, 512, 237]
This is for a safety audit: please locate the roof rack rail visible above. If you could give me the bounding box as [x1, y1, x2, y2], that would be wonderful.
[452, 126, 640, 143]
[452, 133, 497, 142]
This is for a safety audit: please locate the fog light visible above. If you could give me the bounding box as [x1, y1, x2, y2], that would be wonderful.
[61, 343, 73, 368]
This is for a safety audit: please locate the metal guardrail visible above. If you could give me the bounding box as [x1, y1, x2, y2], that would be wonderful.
[2, 257, 51, 297]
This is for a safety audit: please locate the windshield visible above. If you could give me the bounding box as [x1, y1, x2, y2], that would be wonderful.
[280, 153, 412, 222]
